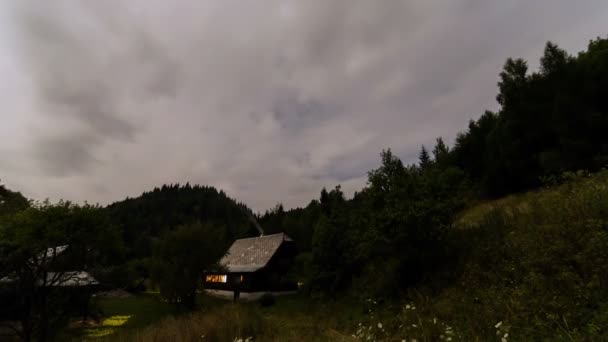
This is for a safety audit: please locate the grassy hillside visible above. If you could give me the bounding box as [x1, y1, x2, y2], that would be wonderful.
[86, 171, 608, 341]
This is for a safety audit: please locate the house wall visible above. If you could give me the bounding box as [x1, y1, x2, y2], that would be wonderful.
[203, 238, 298, 293]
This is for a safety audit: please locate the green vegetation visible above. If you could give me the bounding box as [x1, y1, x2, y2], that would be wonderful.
[67, 294, 176, 339]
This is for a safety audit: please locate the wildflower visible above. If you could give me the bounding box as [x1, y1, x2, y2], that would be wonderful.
[446, 338, 452, 342]
[412, 324, 417, 328]
[405, 304, 411, 309]
[501, 339, 507, 342]
[504, 333, 509, 338]
[377, 323, 383, 329]
[495, 321, 503, 329]
[433, 318, 437, 324]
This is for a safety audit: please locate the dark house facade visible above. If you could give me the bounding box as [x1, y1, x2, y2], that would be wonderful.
[0, 246, 100, 323]
[204, 233, 297, 298]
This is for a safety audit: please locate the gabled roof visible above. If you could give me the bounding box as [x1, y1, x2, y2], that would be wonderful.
[36, 245, 69, 263]
[1, 271, 99, 287]
[42, 271, 99, 287]
[220, 233, 292, 272]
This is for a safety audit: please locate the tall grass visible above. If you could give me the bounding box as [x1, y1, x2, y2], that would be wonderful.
[96, 305, 272, 342]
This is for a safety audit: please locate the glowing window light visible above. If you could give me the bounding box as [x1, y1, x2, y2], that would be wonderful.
[206, 274, 227, 283]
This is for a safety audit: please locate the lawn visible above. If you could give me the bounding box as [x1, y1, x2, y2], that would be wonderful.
[63, 293, 177, 340]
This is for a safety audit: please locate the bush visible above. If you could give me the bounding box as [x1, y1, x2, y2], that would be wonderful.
[259, 293, 276, 307]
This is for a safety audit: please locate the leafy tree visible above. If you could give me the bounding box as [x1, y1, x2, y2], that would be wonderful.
[0, 201, 122, 342]
[0, 182, 29, 217]
[540, 41, 570, 76]
[149, 221, 226, 310]
[432, 137, 450, 167]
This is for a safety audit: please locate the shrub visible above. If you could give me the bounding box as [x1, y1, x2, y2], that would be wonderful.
[259, 293, 276, 307]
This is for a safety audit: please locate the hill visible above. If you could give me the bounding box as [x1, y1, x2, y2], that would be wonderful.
[105, 184, 259, 259]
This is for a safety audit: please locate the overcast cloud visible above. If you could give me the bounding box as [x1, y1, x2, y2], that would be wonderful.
[1, 1, 607, 211]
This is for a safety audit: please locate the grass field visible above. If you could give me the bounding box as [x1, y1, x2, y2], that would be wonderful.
[79, 294, 367, 341]
[60, 293, 177, 340]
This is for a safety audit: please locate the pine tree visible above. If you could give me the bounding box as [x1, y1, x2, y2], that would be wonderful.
[432, 137, 450, 166]
[419, 145, 432, 169]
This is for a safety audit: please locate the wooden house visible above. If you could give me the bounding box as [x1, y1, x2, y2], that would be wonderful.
[204, 233, 297, 300]
[0, 246, 100, 323]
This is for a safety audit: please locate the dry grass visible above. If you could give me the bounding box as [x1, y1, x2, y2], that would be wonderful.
[93, 300, 363, 342]
[94, 305, 269, 342]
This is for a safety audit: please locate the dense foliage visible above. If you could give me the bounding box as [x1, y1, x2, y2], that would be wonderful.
[260, 37, 608, 297]
[105, 184, 257, 260]
[452, 39, 608, 197]
[148, 222, 227, 309]
[0, 201, 122, 341]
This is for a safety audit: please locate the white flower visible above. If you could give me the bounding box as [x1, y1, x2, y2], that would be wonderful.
[495, 321, 503, 329]
[377, 323, 383, 329]
[433, 318, 437, 324]
[412, 324, 417, 328]
[503, 333, 509, 338]
[405, 304, 411, 309]
[446, 338, 452, 342]
[501, 339, 507, 342]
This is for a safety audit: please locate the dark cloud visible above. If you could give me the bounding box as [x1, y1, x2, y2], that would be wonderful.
[33, 134, 100, 177]
[2, 0, 607, 210]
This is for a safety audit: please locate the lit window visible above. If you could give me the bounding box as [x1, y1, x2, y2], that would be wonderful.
[205, 274, 227, 283]
[240, 275, 244, 282]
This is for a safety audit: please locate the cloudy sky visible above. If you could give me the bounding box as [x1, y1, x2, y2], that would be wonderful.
[0, 1, 606, 211]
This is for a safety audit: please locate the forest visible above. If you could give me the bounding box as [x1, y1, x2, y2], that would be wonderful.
[1, 36, 608, 341]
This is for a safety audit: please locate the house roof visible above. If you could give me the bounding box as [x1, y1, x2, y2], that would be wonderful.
[220, 233, 292, 272]
[42, 271, 99, 287]
[1, 271, 99, 287]
[36, 245, 69, 263]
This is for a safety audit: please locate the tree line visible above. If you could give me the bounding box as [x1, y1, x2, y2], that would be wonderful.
[260, 36, 608, 295]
